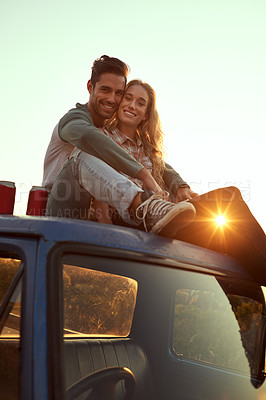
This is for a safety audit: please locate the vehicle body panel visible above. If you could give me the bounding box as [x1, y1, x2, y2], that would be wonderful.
[0, 215, 265, 399]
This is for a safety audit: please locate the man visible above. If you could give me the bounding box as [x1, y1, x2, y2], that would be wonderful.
[43, 55, 196, 237]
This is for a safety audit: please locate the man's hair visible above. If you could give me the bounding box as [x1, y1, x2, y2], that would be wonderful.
[90, 55, 130, 86]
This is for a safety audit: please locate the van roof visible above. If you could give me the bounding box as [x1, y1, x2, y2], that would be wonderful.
[0, 215, 250, 280]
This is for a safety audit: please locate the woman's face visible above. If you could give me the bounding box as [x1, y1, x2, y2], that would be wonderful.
[117, 84, 149, 129]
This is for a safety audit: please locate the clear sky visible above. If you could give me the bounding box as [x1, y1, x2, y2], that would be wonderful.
[1, 0, 265, 232]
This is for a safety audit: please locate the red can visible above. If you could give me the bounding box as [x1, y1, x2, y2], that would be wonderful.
[0, 181, 16, 214]
[26, 186, 48, 216]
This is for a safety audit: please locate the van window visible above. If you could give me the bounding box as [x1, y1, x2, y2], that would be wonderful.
[0, 279, 22, 338]
[0, 258, 21, 308]
[63, 264, 138, 337]
[172, 272, 264, 375]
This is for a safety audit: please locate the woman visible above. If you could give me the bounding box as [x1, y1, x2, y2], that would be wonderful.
[92, 79, 190, 224]
[105, 79, 166, 188]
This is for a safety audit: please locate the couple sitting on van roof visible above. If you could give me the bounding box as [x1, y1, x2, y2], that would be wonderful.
[43, 55, 266, 281]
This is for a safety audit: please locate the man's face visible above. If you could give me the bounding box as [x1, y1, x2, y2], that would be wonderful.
[87, 73, 125, 126]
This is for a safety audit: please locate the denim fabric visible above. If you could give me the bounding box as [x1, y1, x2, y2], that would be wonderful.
[72, 150, 143, 224]
[46, 150, 143, 224]
[45, 157, 92, 220]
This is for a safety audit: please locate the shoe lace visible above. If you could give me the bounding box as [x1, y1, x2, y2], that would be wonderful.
[136, 191, 171, 232]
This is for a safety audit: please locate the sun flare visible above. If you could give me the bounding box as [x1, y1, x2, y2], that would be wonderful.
[215, 215, 226, 226]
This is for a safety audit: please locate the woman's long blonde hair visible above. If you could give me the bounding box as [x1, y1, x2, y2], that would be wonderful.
[105, 79, 165, 186]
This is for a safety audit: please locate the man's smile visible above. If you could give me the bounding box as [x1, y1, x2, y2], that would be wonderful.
[101, 103, 116, 112]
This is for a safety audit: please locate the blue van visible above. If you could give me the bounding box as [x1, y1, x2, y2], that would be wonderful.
[0, 215, 265, 399]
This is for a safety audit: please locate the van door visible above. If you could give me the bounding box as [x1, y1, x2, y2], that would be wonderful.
[0, 237, 38, 400]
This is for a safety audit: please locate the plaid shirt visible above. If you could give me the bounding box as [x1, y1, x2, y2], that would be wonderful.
[103, 128, 153, 189]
